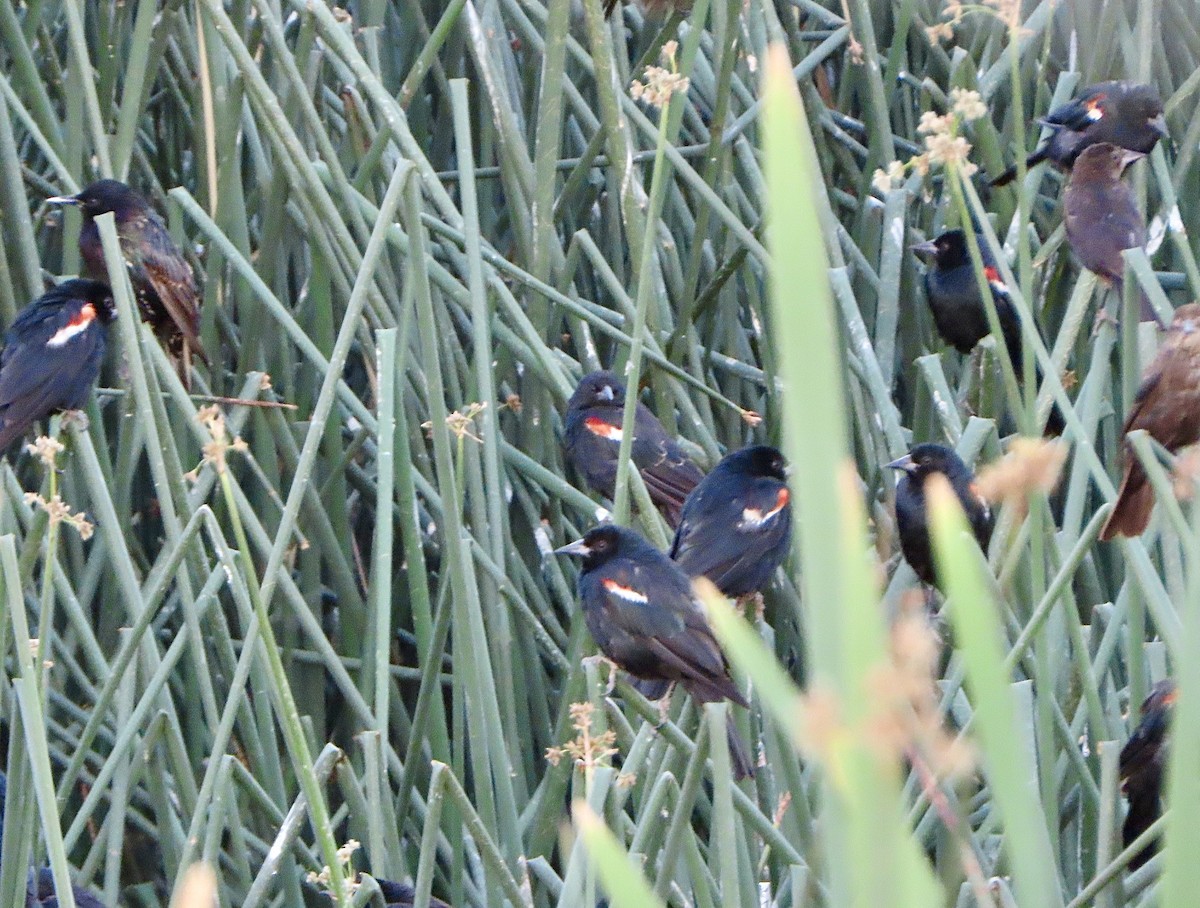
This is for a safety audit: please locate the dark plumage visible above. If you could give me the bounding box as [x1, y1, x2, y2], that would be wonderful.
[556, 525, 754, 778]
[913, 230, 1065, 435]
[887, 444, 993, 588]
[991, 81, 1166, 186]
[913, 231, 1024, 363]
[26, 869, 109, 908]
[0, 772, 109, 907]
[0, 279, 114, 452]
[670, 445, 792, 597]
[48, 179, 206, 384]
[373, 879, 451, 907]
[563, 370, 704, 527]
[1120, 679, 1176, 871]
[1101, 303, 1200, 540]
[1063, 143, 1148, 302]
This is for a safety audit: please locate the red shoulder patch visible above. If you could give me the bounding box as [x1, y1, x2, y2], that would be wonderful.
[601, 578, 649, 604]
[585, 417, 624, 441]
[47, 304, 97, 348]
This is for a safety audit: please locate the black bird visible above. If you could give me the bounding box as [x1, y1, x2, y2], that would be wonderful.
[563, 370, 704, 527]
[670, 445, 792, 597]
[555, 524, 754, 778]
[48, 179, 206, 384]
[1120, 679, 1176, 871]
[912, 230, 1065, 435]
[0, 280, 114, 453]
[912, 230, 1024, 363]
[1063, 143, 1150, 307]
[887, 444, 993, 588]
[1101, 303, 1200, 540]
[991, 81, 1166, 186]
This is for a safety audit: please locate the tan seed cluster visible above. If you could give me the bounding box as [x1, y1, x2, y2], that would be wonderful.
[975, 437, 1068, 511]
[545, 701, 619, 773]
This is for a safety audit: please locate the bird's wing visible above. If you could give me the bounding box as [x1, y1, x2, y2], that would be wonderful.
[631, 405, 704, 508]
[1044, 82, 1118, 130]
[121, 211, 202, 347]
[672, 480, 790, 586]
[0, 308, 103, 411]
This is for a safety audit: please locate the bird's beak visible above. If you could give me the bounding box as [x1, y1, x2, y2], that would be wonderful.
[1148, 113, 1168, 138]
[1119, 149, 1147, 168]
[597, 385, 615, 401]
[554, 538, 592, 557]
[910, 240, 938, 259]
[46, 194, 80, 206]
[885, 454, 916, 474]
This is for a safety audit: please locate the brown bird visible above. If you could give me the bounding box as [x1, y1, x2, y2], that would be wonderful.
[1064, 143, 1149, 305]
[1101, 303, 1200, 540]
[48, 180, 207, 386]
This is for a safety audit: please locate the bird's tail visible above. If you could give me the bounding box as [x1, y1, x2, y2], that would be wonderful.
[0, 416, 33, 457]
[1000, 323, 1066, 436]
[990, 146, 1049, 187]
[725, 715, 755, 780]
[1100, 462, 1155, 541]
[1123, 791, 1163, 870]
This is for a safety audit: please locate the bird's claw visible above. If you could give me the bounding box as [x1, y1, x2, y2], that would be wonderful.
[582, 654, 621, 695]
[1092, 308, 1120, 336]
[656, 685, 676, 724]
[60, 409, 90, 432]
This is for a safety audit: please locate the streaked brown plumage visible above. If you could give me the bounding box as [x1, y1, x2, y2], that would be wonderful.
[48, 180, 207, 387]
[1101, 303, 1200, 540]
[1064, 143, 1147, 296]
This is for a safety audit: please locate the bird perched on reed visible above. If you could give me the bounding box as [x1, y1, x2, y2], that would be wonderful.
[0, 279, 115, 453]
[563, 370, 704, 527]
[1063, 143, 1154, 321]
[991, 80, 1166, 186]
[1101, 303, 1200, 540]
[1120, 679, 1177, 870]
[670, 444, 792, 597]
[48, 179, 207, 386]
[887, 444, 993, 588]
[912, 230, 1066, 434]
[556, 524, 754, 778]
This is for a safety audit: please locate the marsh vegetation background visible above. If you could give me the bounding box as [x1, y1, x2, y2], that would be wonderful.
[1, 0, 1199, 906]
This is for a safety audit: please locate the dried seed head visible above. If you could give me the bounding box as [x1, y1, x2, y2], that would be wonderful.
[26, 435, 65, 469]
[975, 437, 1068, 508]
